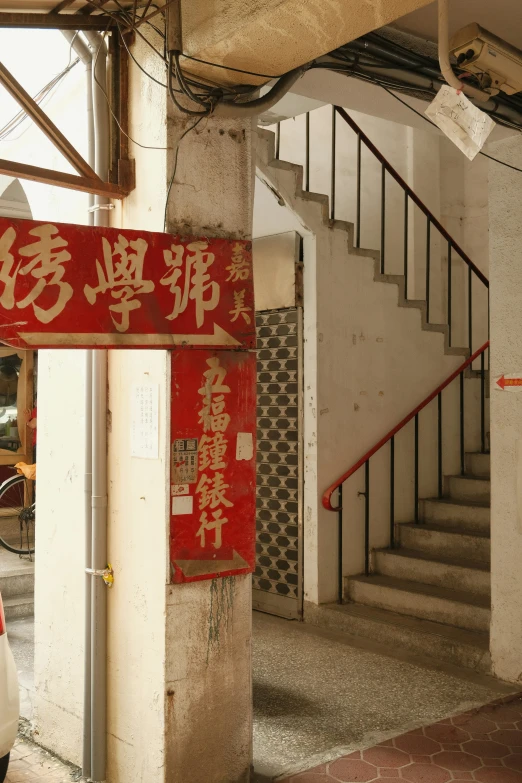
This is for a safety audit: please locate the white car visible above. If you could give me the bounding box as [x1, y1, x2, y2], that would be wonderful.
[0, 592, 18, 782]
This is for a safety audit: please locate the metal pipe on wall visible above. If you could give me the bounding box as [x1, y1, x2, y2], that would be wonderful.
[60, 30, 95, 781]
[64, 28, 110, 783]
[84, 29, 110, 783]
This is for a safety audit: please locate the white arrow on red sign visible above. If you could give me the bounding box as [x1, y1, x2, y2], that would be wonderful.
[495, 374, 522, 391]
[17, 323, 241, 348]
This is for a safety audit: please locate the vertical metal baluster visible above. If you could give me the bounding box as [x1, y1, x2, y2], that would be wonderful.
[380, 164, 386, 275]
[481, 351, 486, 453]
[468, 266, 473, 358]
[276, 121, 281, 159]
[426, 218, 431, 323]
[414, 414, 419, 523]
[305, 111, 310, 192]
[460, 371, 465, 475]
[448, 241, 452, 347]
[331, 106, 336, 221]
[404, 192, 409, 299]
[356, 134, 361, 248]
[438, 392, 443, 497]
[390, 436, 395, 548]
[338, 483, 343, 604]
[365, 460, 370, 576]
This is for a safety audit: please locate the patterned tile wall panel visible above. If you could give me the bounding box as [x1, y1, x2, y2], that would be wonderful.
[255, 309, 300, 603]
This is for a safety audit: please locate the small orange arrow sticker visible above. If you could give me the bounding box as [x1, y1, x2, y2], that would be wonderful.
[495, 374, 522, 391]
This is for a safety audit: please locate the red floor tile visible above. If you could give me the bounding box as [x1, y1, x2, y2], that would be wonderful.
[280, 693, 522, 783]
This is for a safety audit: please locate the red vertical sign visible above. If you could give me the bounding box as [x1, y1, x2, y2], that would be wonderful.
[170, 349, 256, 582]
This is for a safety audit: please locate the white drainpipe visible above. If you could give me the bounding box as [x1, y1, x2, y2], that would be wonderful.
[62, 29, 109, 783]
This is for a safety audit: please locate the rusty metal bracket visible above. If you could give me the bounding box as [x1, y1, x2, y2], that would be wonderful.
[0, 13, 116, 30]
[0, 61, 98, 180]
[0, 159, 126, 199]
[0, 58, 132, 199]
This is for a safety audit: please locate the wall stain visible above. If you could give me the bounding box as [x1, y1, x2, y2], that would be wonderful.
[207, 576, 235, 663]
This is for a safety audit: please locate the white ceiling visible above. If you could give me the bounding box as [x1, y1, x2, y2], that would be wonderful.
[395, 0, 522, 51]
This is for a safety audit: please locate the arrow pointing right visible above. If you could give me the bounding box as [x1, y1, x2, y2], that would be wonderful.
[18, 322, 241, 347]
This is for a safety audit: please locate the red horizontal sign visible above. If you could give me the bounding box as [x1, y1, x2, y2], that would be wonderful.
[170, 349, 256, 583]
[0, 217, 254, 349]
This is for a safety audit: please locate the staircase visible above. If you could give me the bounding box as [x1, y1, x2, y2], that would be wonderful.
[0, 548, 34, 621]
[308, 451, 491, 672]
[257, 105, 493, 673]
[347, 451, 490, 670]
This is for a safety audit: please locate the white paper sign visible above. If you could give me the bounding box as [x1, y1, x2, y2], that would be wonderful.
[172, 495, 193, 515]
[131, 383, 159, 459]
[425, 85, 495, 161]
[236, 432, 254, 461]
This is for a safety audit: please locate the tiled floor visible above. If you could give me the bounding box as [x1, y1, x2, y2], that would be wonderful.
[280, 693, 522, 783]
[5, 737, 78, 782]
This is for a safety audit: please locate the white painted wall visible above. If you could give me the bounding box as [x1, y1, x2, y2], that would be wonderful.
[33, 349, 87, 764]
[106, 350, 169, 783]
[256, 126, 486, 605]
[274, 106, 490, 354]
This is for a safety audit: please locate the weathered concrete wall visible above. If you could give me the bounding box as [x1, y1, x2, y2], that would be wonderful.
[488, 134, 522, 683]
[162, 9, 255, 772]
[181, 0, 434, 86]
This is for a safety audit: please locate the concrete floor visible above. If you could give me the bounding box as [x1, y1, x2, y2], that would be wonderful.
[252, 611, 515, 781]
[6, 609, 516, 782]
[8, 616, 34, 721]
[0, 545, 34, 574]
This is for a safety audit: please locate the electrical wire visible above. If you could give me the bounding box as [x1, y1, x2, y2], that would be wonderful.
[91, 29, 170, 150]
[0, 57, 81, 143]
[163, 115, 205, 231]
[179, 54, 282, 80]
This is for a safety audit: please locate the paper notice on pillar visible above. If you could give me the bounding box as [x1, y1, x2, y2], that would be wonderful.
[425, 85, 495, 160]
[130, 383, 159, 459]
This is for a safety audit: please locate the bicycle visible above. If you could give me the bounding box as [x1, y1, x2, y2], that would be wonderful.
[0, 466, 35, 557]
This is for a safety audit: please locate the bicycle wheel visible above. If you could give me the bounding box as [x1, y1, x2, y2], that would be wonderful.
[0, 474, 35, 556]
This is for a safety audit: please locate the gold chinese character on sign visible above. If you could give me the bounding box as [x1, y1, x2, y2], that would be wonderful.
[161, 240, 220, 328]
[84, 234, 154, 332]
[225, 242, 250, 283]
[0, 224, 73, 323]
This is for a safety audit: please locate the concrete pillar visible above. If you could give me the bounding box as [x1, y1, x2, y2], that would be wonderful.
[488, 134, 522, 682]
[161, 90, 255, 783]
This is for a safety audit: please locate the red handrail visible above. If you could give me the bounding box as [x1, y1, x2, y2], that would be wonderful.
[322, 341, 489, 512]
[335, 107, 489, 290]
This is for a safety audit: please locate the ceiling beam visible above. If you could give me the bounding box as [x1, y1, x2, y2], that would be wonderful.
[0, 159, 126, 199]
[0, 61, 99, 181]
[0, 13, 116, 30]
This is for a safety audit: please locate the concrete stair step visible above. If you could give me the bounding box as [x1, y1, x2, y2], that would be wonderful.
[305, 602, 491, 674]
[420, 498, 490, 535]
[0, 568, 34, 599]
[3, 594, 34, 621]
[374, 548, 490, 598]
[447, 475, 490, 504]
[466, 452, 490, 478]
[347, 574, 490, 632]
[399, 523, 490, 564]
